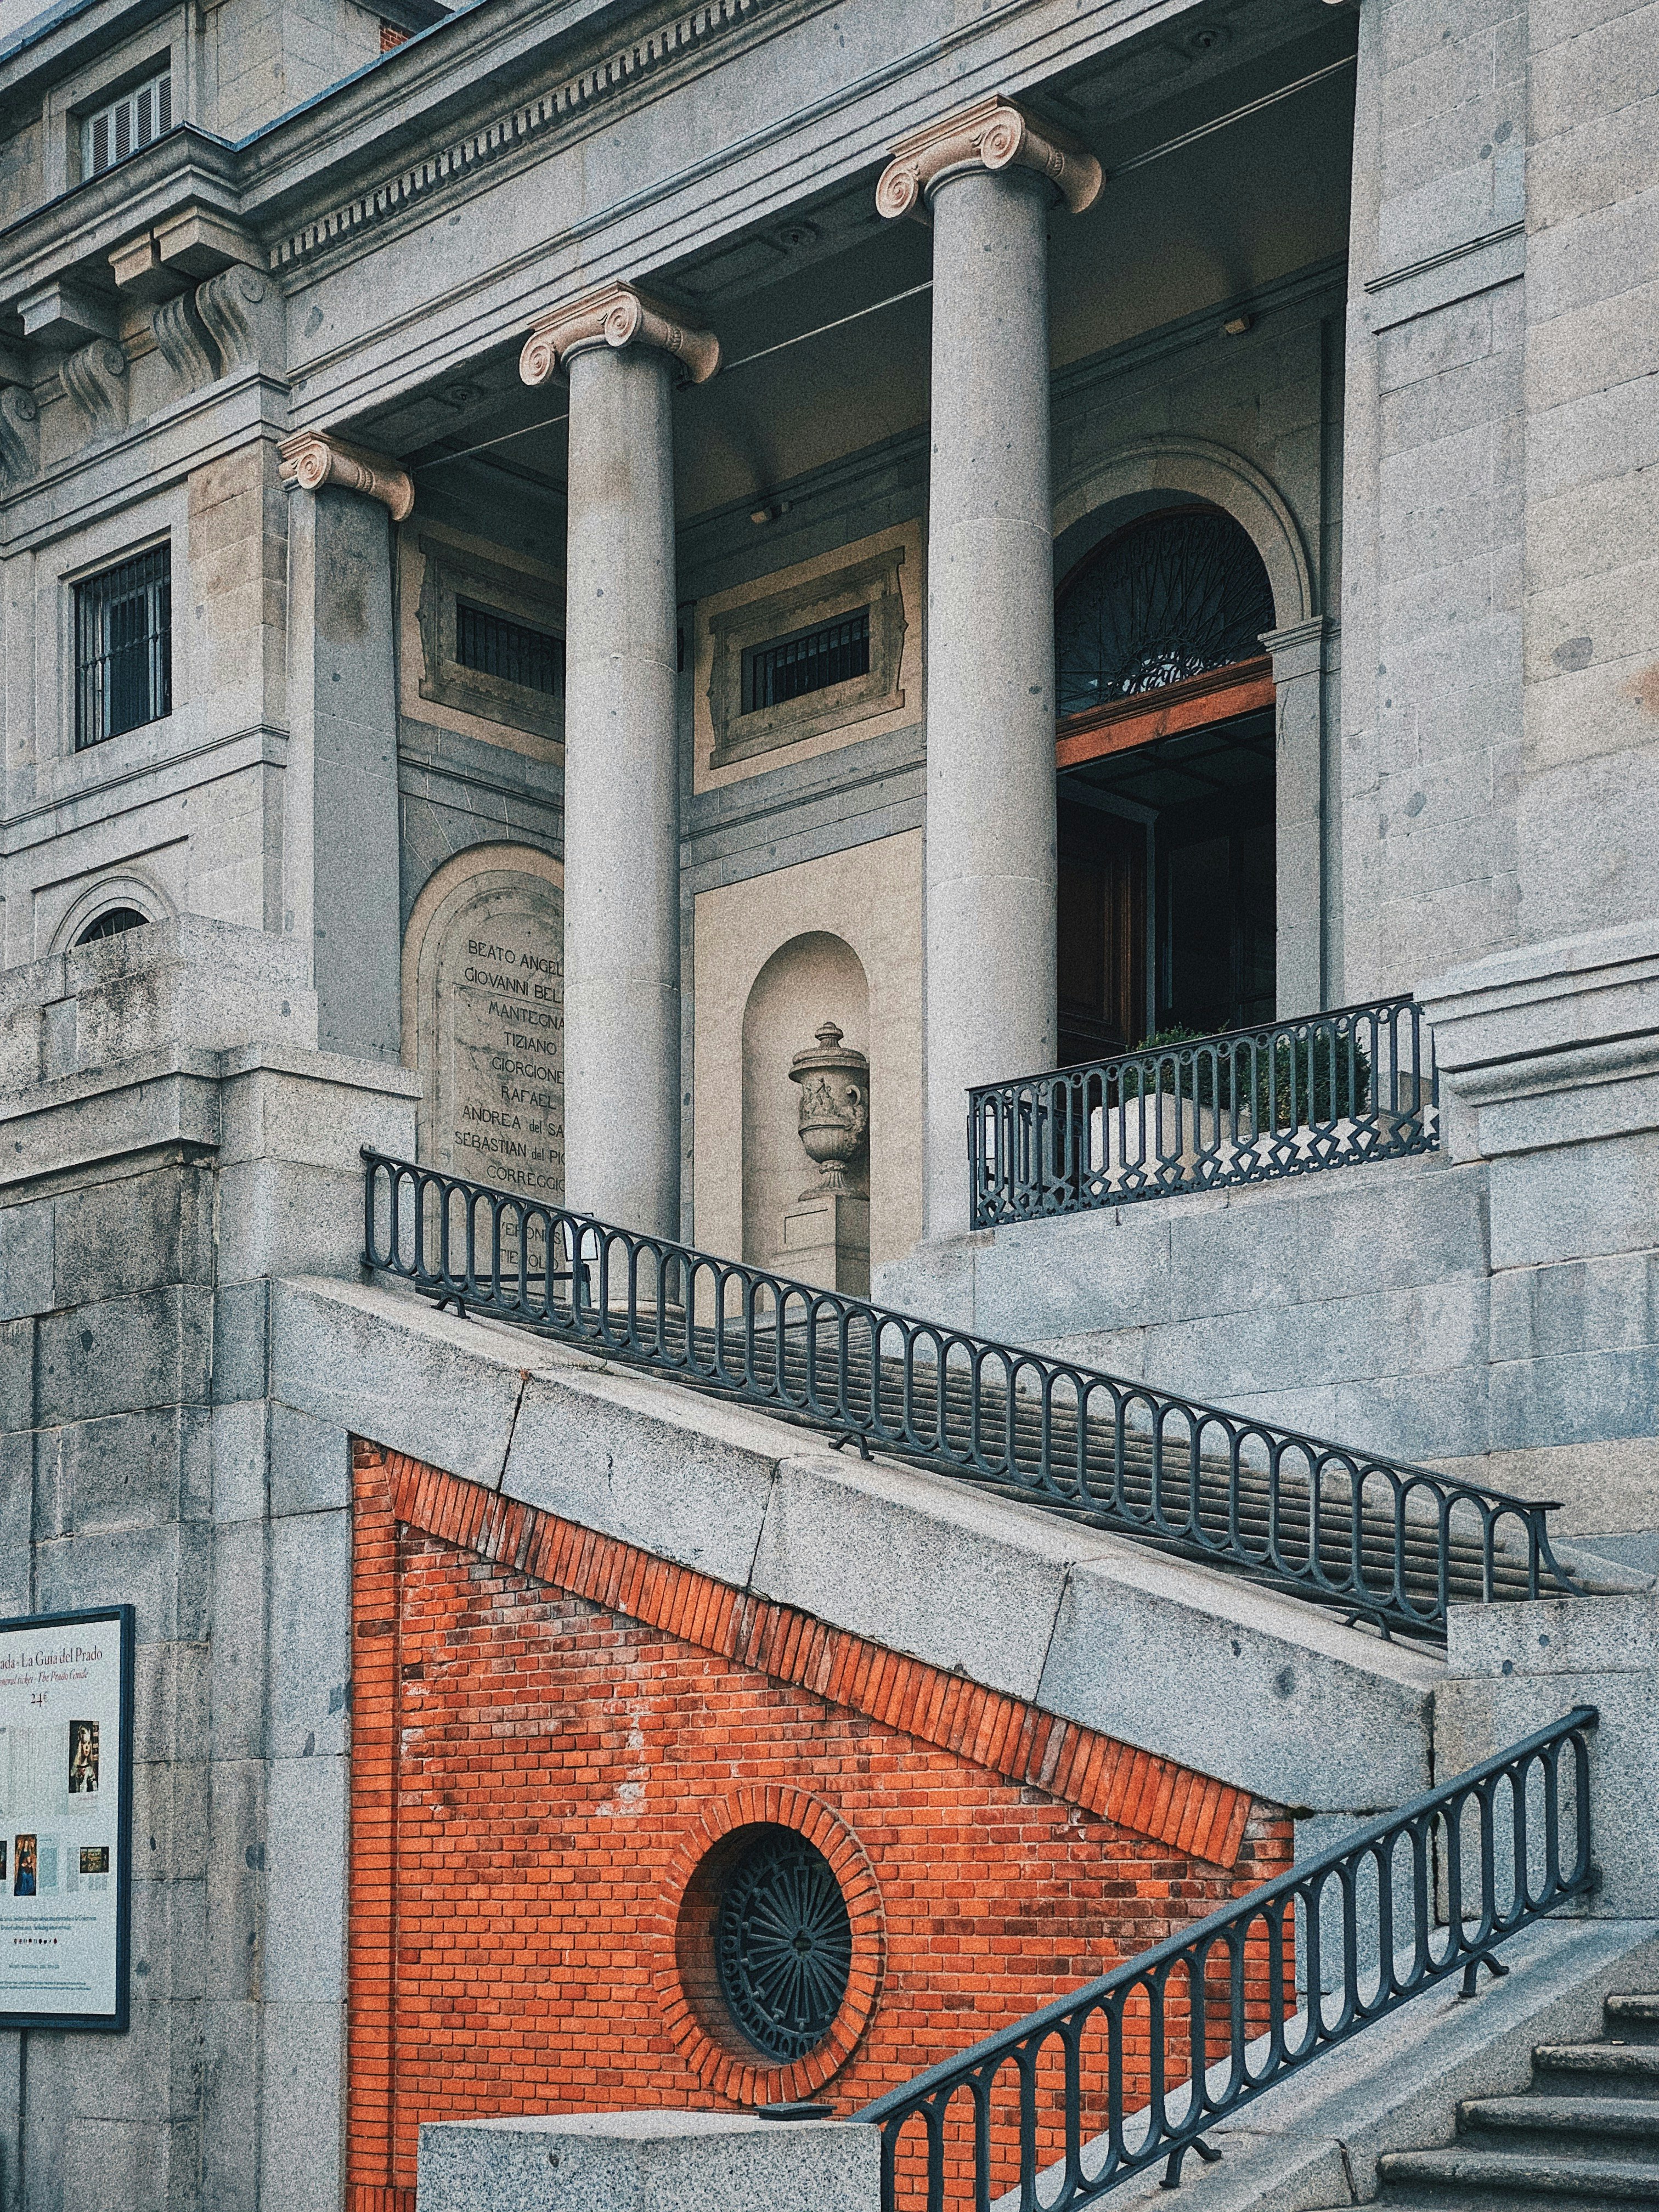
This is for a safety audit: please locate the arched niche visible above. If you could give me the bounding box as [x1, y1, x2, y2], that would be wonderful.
[741, 932, 870, 1293]
[402, 844, 564, 1201]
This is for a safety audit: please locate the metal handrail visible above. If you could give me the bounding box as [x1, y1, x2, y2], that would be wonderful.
[969, 995, 1438, 1228]
[360, 1150, 1582, 1641]
[856, 1707, 1599, 2208]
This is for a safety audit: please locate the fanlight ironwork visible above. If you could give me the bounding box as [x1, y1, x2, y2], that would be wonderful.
[1055, 506, 1276, 716]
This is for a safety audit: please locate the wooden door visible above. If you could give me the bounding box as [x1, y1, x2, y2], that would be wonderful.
[1057, 800, 1147, 1066]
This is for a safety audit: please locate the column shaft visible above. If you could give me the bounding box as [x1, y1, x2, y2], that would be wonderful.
[562, 342, 681, 1235]
[923, 168, 1057, 1236]
[285, 483, 401, 1062]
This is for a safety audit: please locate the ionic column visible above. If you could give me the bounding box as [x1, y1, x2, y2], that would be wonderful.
[279, 430, 413, 1062]
[521, 285, 718, 1236]
[878, 99, 1101, 1238]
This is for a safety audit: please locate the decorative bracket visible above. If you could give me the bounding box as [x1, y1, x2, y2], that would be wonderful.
[151, 292, 220, 391]
[876, 94, 1102, 223]
[520, 280, 719, 390]
[60, 339, 128, 438]
[0, 385, 38, 483]
[196, 264, 280, 372]
[277, 431, 414, 522]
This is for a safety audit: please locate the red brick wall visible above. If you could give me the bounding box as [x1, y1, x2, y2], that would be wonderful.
[348, 1442, 1291, 2211]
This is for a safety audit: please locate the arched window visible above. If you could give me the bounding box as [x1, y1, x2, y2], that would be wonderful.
[75, 906, 149, 946]
[1054, 506, 1276, 718]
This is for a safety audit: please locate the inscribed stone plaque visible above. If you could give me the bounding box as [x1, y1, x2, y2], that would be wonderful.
[420, 872, 563, 1200]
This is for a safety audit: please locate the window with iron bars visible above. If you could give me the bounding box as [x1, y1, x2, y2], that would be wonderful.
[75, 546, 172, 750]
[80, 71, 172, 180]
[454, 600, 564, 698]
[741, 607, 870, 714]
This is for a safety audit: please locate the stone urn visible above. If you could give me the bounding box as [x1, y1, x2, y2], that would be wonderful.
[788, 1021, 870, 1193]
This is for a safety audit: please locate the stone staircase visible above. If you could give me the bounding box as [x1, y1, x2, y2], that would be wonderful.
[1377, 1993, 1659, 2208]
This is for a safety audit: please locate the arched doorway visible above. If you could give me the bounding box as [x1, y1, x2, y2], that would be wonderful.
[1053, 504, 1278, 1060]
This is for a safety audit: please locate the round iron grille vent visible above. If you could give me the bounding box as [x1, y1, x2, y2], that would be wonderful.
[713, 1829, 853, 2062]
[1054, 505, 1276, 716]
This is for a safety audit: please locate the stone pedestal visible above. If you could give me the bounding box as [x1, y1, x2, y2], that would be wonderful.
[777, 1187, 871, 1296]
[416, 2111, 881, 2212]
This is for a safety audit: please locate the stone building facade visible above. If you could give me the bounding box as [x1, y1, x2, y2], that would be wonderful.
[0, 0, 1653, 2204]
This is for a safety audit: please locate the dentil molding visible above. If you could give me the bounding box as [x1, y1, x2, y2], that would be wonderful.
[519, 280, 720, 389]
[277, 430, 414, 521]
[876, 94, 1102, 223]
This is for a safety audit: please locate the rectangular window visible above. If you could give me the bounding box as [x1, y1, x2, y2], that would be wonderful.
[81, 71, 171, 180]
[454, 600, 563, 699]
[741, 608, 870, 715]
[75, 546, 172, 750]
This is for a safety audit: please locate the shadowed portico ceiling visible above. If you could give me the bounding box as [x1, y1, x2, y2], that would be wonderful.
[378, 1, 1355, 531]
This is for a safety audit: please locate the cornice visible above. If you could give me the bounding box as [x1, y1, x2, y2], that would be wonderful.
[520, 280, 719, 387]
[264, 0, 798, 275]
[876, 93, 1102, 223]
[0, 131, 241, 312]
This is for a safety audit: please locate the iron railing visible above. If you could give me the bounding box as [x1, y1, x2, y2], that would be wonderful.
[969, 996, 1437, 1228]
[857, 1707, 1598, 2209]
[360, 1150, 1581, 1642]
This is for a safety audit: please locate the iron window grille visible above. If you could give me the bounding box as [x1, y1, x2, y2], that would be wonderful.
[741, 608, 871, 714]
[81, 71, 172, 180]
[454, 600, 563, 699]
[75, 546, 172, 751]
[1056, 506, 1275, 716]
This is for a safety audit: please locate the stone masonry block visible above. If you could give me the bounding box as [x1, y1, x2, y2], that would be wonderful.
[259, 2000, 346, 2212]
[200, 1999, 262, 2212]
[204, 1757, 266, 2003]
[1488, 1131, 1659, 1268]
[33, 1520, 210, 1642]
[0, 1195, 52, 1321]
[264, 1753, 347, 2005]
[267, 1401, 349, 1517]
[1037, 1546, 1436, 1813]
[51, 1164, 215, 1308]
[210, 1515, 268, 1761]
[213, 1279, 270, 1404]
[749, 1450, 1122, 1703]
[59, 1405, 210, 1533]
[35, 1285, 213, 1426]
[215, 1158, 388, 1287]
[0, 1318, 32, 1433]
[270, 1278, 524, 1489]
[213, 1397, 270, 1523]
[268, 1507, 351, 1759]
[503, 1364, 783, 1590]
[417, 2112, 881, 2212]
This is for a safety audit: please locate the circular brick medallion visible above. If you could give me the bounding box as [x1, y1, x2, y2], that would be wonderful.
[657, 1787, 885, 2105]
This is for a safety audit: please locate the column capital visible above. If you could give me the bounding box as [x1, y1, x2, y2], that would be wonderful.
[519, 281, 720, 390]
[278, 431, 414, 522]
[876, 94, 1102, 223]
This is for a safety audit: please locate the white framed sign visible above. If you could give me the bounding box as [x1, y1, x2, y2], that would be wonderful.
[0, 1605, 133, 2031]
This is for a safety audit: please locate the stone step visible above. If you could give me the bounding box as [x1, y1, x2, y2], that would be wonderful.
[1460, 2096, 1659, 2154]
[1608, 1998, 1659, 2045]
[1379, 2146, 1659, 2203]
[1533, 2046, 1659, 2096]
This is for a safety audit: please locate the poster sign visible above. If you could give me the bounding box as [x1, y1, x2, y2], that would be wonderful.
[0, 1605, 132, 2031]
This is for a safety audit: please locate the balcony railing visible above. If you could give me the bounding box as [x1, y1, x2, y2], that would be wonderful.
[360, 1150, 1584, 1643]
[857, 1706, 1598, 2209]
[968, 996, 1438, 1228]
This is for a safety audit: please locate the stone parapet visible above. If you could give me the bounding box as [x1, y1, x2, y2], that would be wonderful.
[416, 2112, 879, 2212]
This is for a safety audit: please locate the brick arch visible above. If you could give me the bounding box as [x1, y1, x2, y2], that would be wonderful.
[656, 1786, 887, 2105]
